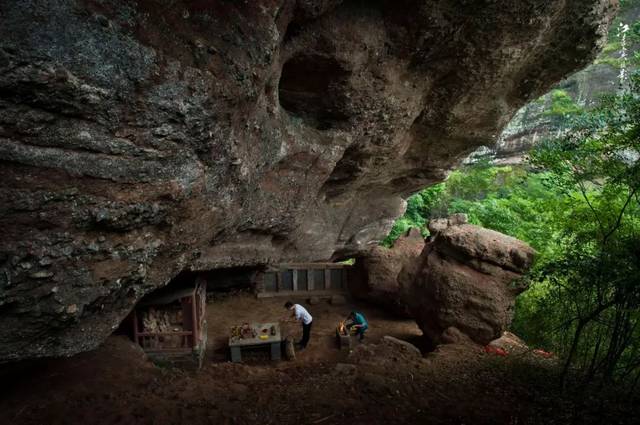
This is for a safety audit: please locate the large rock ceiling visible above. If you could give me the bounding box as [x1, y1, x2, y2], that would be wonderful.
[0, 0, 615, 361]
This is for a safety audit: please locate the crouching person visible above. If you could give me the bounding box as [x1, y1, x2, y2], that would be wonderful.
[346, 311, 368, 342]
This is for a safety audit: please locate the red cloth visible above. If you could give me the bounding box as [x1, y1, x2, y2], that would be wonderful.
[484, 345, 508, 356]
[533, 349, 553, 358]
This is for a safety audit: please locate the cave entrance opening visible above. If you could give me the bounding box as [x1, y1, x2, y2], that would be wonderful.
[197, 266, 262, 300]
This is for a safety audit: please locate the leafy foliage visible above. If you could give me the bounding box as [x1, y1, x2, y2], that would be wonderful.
[544, 90, 583, 117]
[380, 185, 441, 247]
[523, 74, 640, 385]
[382, 74, 640, 388]
[383, 162, 565, 255]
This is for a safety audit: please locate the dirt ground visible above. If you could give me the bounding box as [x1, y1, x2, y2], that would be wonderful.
[205, 293, 424, 363]
[0, 293, 637, 425]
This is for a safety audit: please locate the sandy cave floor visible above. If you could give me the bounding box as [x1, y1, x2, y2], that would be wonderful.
[0, 293, 637, 425]
[204, 293, 424, 363]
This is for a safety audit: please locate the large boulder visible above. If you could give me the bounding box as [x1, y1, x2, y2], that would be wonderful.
[402, 218, 536, 346]
[348, 228, 424, 316]
[0, 0, 613, 361]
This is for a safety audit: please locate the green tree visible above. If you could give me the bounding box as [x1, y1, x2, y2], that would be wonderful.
[544, 89, 583, 117]
[381, 75, 640, 388]
[525, 73, 640, 386]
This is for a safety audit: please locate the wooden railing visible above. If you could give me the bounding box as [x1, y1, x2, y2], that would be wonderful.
[258, 263, 351, 296]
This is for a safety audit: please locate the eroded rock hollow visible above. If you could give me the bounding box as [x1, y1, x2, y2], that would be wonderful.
[0, 0, 614, 361]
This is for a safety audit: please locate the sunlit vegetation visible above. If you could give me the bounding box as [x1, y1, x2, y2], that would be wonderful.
[544, 89, 583, 117]
[383, 69, 640, 388]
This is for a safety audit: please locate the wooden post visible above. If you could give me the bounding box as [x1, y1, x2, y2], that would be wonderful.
[276, 270, 281, 292]
[292, 269, 298, 292]
[308, 269, 315, 291]
[324, 268, 331, 290]
[254, 271, 264, 294]
[285, 336, 296, 360]
[191, 294, 198, 346]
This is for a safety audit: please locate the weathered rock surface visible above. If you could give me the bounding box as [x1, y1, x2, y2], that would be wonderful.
[349, 335, 423, 366]
[0, 0, 613, 361]
[348, 228, 424, 316]
[382, 335, 422, 357]
[474, 0, 640, 164]
[402, 219, 536, 346]
[489, 331, 528, 354]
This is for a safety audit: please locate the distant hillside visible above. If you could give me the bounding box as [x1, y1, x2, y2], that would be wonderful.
[478, 0, 640, 164]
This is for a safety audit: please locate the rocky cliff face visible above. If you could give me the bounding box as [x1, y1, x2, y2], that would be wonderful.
[480, 1, 640, 164]
[0, 0, 614, 361]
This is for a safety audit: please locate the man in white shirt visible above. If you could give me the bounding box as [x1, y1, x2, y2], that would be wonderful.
[284, 301, 313, 350]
